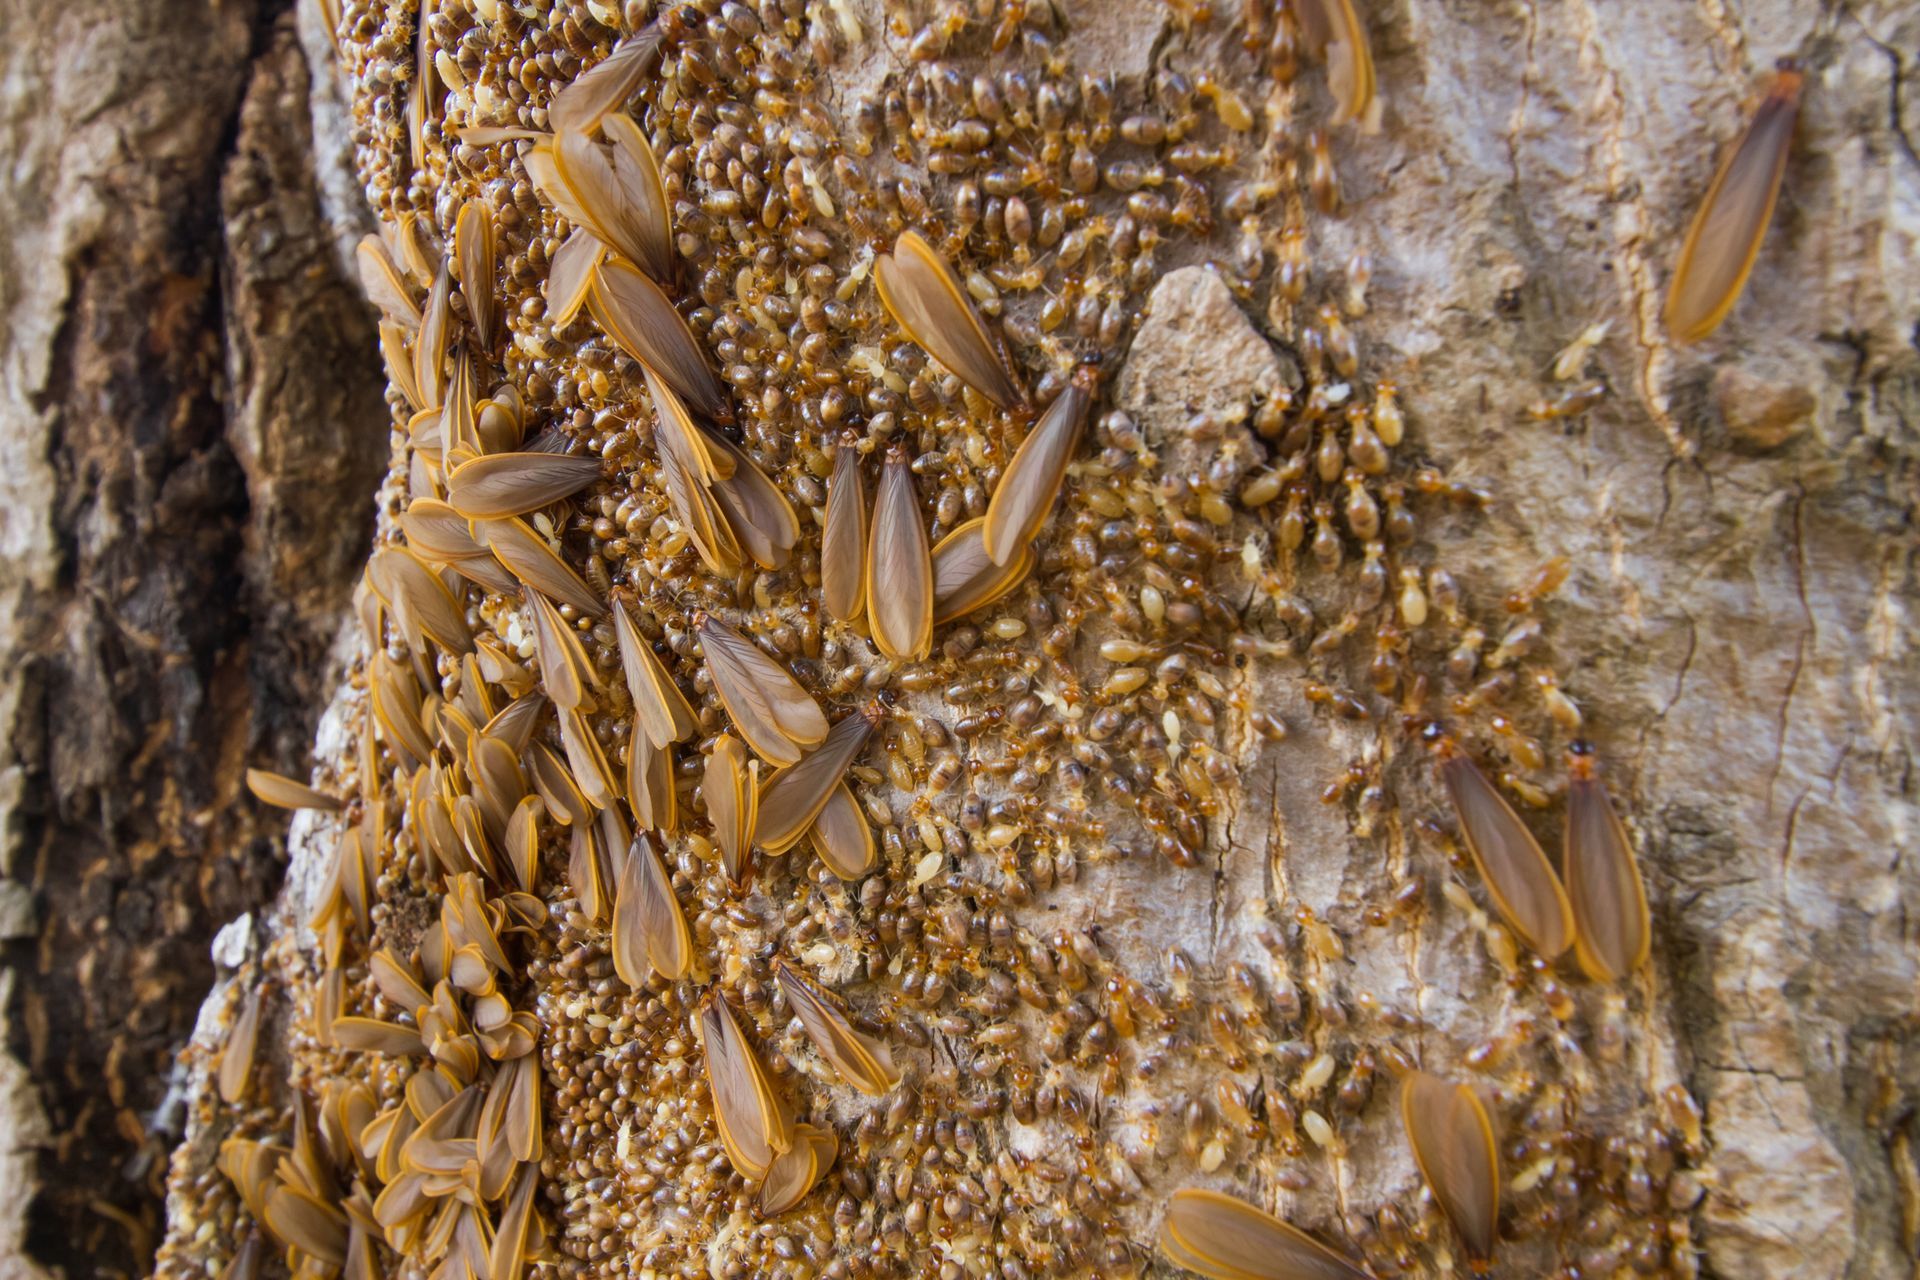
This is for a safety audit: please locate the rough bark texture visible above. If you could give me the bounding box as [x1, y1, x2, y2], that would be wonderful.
[0, 0, 387, 1272]
[2, 0, 1917, 1278]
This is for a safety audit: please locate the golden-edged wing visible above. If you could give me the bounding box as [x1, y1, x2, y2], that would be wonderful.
[1665, 66, 1803, 344]
[590, 259, 728, 422]
[874, 230, 1021, 410]
[865, 448, 933, 661]
[1159, 1187, 1374, 1280]
[821, 440, 866, 624]
[545, 227, 605, 329]
[755, 707, 880, 854]
[1400, 1072, 1500, 1272]
[704, 733, 759, 888]
[455, 197, 497, 349]
[1440, 753, 1573, 959]
[698, 991, 794, 1181]
[695, 614, 828, 767]
[1564, 748, 1651, 982]
[1296, 0, 1377, 128]
[246, 768, 342, 812]
[772, 959, 898, 1096]
[546, 24, 665, 136]
[447, 451, 602, 519]
[612, 597, 697, 748]
[931, 517, 1033, 624]
[981, 373, 1091, 566]
[808, 781, 876, 880]
[475, 516, 606, 617]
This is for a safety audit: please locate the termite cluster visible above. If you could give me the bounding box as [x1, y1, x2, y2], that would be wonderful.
[149, 0, 1730, 1277]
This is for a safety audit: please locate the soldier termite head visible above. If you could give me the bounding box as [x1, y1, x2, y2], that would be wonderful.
[1564, 742, 1651, 983]
[1664, 60, 1803, 344]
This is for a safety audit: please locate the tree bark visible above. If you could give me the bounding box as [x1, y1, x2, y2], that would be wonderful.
[3, 1, 1917, 1279]
[0, 0, 386, 1272]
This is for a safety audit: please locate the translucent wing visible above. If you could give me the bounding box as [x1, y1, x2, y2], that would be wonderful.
[982, 373, 1092, 565]
[821, 441, 867, 623]
[1664, 67, 1802, 343]
[1440, 753, 1573, 959]
[1565, 751, 1651, 982]
[1400, 1072, 1500, 1271]
[865, 449, 933, 661]
[874, 230, 1022, 410]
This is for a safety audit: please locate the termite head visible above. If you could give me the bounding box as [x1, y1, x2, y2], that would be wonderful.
[1566, 738, 1598, 780]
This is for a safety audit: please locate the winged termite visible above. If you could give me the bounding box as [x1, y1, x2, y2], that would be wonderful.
[695, 613, 828, 767]
[485, 698, 545, 762]
[357, 234, 421, 328]
[554, 125, 673, 284]
[603, 113, 674, 276]
[368, 545, 474, 654]
[757, 1122, 837, 1216]
[469, 735, 527, 841]
[220, 1232, 264, 1280]
[865, 446, 934, 661]
[218, 987, 263, 1105]
[380, 321, 424, 411]
[398, 500, 510, 592]
[612, 596, 697, 748]
[331, 1016, 425, 1056]
[772, 959, 899, 1095]
[446, 451, 602, 519]
[370, 949, 430, 1016]
[523, 590, 600, 711]
[530, 740, 595, 827]
[613, 832, 693, 982]
[476, 516, 606, 616]
[245, 768, 342, 812]
[1158, 1187, 1373, 1280]
[559, 705, 619, 810]
[546, 23, 665, 136]
[505, 795, 543, 892]
[1400, 1072, 1501, 1272]
[755, 706, 882, 854]
[416, 262, 452, 410]
[698, 991, 794, 1181]
[265, 1185, 349, 1267]
[455, 198, 497, 350]
[1564, 743, 1651, 982]
[1437, 748, 1574, 960]
[708, 432, 800, 569]
[626, 721, 677, 831]
[371, 658, 436, 768]
[821, 438, 867, 624]
[1664, 63, 1803, 343]
[546, 227, 605, 328]
[982, 367, 1094, 566]
[568, 820, 613, 921]
[874, 230, 1022, 410]
[931, 518, 1034, 624]
[488, 1166, 540, 1280]
[407, 0, 437, 171]
[808, 781, 876, 879]
[591, 259, 729, 422]
[1296, 0, 1378, 129]
[704, 734, 759, 888]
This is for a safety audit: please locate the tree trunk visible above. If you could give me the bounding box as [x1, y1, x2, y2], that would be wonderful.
[3, 1, 1916, 1279]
